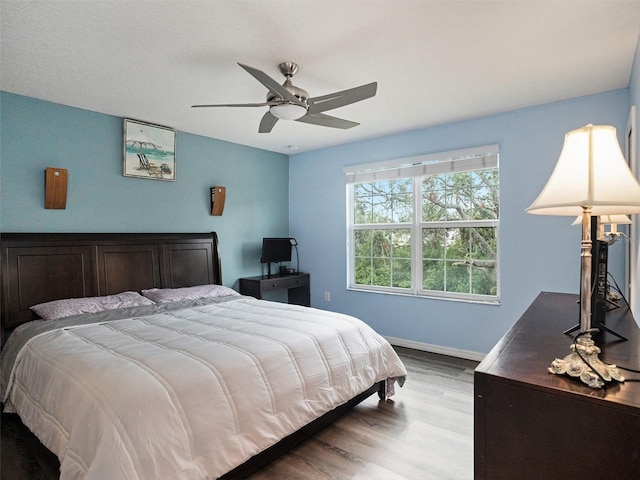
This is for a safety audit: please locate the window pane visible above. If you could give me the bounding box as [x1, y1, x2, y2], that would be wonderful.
[422, 168, 499, 223]
[470, 227, 497, 261]
[354, 179, 412, 224]
[354, 257, 372, 285]
[392, 192, 413, 222]
[372, 258, 391, 286]
[392, 258, 412, 288]
[423, 259, 444, 290]
[422, 177, 446, 222]
[354, 230, 372, 257]
[470, 227, 497, 295]
[422, 226, 497, 296]
[353, 228, 411, 288]
[393, 229, 411, 258]
[442, 228, 469, 294]
[446, 261, 470, 293]
[446, 172, 473, 221]
[354, 196, 373, 223]
[444, 227, 466, 261]
[422, 228, 446, 259]
[372, 194, 387, 222]
[470, 168, 499, 220]
[471, 266, 497, 295]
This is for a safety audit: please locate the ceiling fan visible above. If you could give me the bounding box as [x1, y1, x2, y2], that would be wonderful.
[192, 62, 377, 133]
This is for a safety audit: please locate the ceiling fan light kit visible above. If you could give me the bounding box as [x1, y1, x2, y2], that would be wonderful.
[270, 103, 307, 120]
[192, 62, 377, 133]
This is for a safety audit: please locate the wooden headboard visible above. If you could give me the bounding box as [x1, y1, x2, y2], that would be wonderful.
[1, 232, 222, 341]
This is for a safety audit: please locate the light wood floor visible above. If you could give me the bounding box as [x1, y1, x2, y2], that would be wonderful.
[248, 347, 479, 480]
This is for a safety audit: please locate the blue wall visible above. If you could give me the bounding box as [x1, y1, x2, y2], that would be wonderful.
[289, 89, 631, 355]
[1, 87, 634, 355]
[0, 92, 290, 287]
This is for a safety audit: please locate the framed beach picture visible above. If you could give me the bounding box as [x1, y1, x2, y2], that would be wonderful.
[123, 119, 176, 181]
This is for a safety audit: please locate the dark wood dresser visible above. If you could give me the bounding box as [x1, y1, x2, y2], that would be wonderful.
[474, 292, 640, 480]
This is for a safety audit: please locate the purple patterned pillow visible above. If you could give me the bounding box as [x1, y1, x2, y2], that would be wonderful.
[141, 284, 239, 304]
[30, 291, 155, 320]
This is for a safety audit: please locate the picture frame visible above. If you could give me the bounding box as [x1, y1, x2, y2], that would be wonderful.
[123, 118, 176, 181]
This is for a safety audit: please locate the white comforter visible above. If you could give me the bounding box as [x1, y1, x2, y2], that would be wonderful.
[2, 296, 406, 479]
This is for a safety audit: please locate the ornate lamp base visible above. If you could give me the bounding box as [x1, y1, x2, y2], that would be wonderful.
[549, 335, 625, 388]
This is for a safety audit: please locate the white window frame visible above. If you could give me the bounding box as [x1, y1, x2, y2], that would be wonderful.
[345, 145, 500, 304]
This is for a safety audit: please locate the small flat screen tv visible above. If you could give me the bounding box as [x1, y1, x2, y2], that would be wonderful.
[260, 238, 292, 264]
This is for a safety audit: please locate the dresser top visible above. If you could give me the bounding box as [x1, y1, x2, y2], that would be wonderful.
[476, 292, 640, 409]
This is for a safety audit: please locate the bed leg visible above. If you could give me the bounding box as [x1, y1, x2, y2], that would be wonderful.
[377, 380, 386, 400]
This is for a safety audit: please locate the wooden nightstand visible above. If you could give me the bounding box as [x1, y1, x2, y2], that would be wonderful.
[239, 273, 310, 307]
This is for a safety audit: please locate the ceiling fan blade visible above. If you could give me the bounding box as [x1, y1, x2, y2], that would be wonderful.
[307, 82, 377, 114]
[238, 63, 303, 106]
[296, 112, 359, 129]
[259, 111, 279, 133]
[191, 102, 270, 108]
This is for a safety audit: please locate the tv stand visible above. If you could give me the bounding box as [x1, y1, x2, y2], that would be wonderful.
[239, 273, 310, 307]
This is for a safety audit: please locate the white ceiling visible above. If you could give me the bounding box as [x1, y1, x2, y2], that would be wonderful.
[2, 1, 640, 154]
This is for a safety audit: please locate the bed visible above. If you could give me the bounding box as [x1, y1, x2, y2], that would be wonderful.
[0, 232, 406, 479]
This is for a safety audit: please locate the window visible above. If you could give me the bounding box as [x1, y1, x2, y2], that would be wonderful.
[346, 145, 499, 303]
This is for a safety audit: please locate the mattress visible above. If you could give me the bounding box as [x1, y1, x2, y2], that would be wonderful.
[1, 296, 406, 479]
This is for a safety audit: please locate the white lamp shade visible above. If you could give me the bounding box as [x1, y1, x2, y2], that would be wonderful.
[527, 124, 640, 216]
[571, 214, 632, 226]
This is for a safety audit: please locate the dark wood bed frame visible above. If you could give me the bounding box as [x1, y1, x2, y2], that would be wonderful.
[0, 232, 384, 479]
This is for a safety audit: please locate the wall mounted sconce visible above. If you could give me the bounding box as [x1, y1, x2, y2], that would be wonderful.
[44, 167, 68, 209]
[210, 186, 226, 216]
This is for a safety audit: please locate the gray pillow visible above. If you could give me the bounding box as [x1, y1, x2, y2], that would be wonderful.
[141, 285, 239, 304]
[31, 291, 155, 321]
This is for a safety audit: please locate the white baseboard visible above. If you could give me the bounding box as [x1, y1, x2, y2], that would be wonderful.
[385, 336, 486, 362]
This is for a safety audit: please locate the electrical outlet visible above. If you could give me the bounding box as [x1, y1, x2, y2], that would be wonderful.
[323, 291, 331, 302]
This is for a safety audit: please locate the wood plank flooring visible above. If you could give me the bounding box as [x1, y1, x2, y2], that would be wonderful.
[1, 347, 478, 480]
[247, 347, 479, 480]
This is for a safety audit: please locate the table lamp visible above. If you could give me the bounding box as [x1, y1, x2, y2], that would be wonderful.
[527, 124, 640, 388]
[572, 214, 631, 245]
